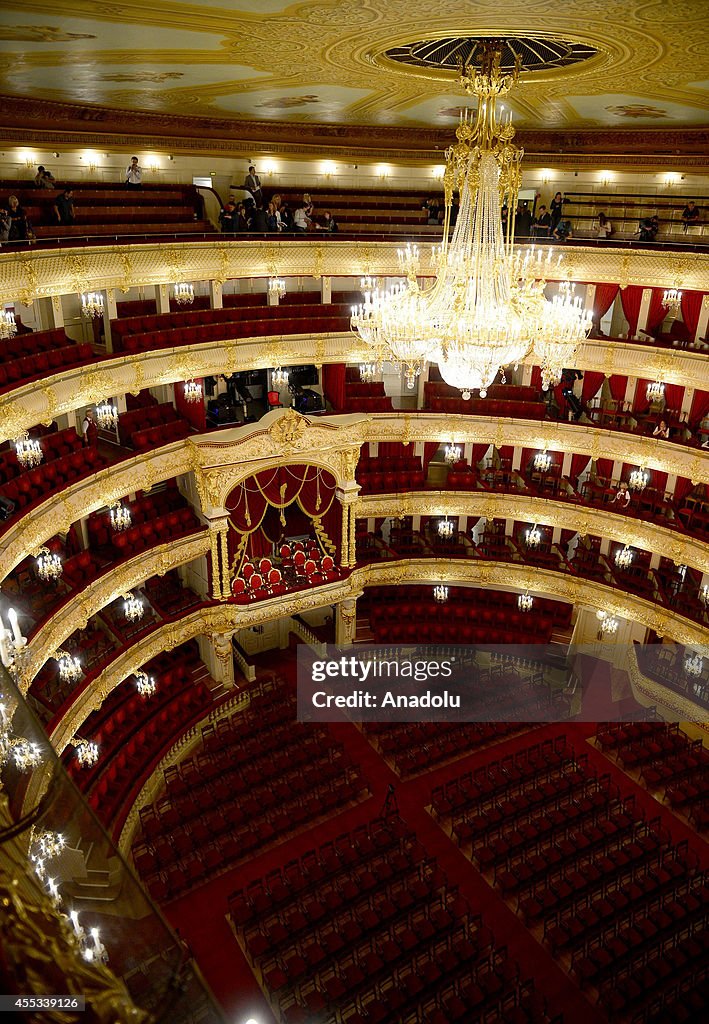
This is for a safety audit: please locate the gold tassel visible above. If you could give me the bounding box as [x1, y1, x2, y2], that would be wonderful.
[279, 482, 287, 525]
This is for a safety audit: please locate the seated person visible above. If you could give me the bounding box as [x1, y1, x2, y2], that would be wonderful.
[653, 419, 670, 439]
[0, 208, 10, 244]
[552, 219, 573, 241]
[4, 195, 31, 240]
[597, 212, 613, 239]
[637, 215, 659, 242]
[318, 210, 338, 232]
[219, 201, 236, 232]
[53, 188, 75, 225]
[293, 203, 312, 232]
[35, 165, 56, 189]
[532, 205, 551, 238]
[613, 481, 631, 507]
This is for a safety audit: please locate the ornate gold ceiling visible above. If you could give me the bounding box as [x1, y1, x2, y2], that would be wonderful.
[0, 0, 707, 136]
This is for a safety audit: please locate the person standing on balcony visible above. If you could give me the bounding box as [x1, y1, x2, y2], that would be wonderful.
[532, 205, 551, 238]
[596, 211, 613, 239]
[82, 409, 98, 447]
[53, 188, 76, 226]
[681, 200, 700, 233]
[244, 165, 263, 209]
[125, 156, 143, 188]
[549, 191, 565, 231]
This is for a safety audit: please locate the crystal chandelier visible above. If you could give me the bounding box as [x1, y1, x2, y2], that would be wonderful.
[73, 737, 99, 767]
[628, 466, 649, 491]
[533, 448, 552, 472]
[183, 379, 202, 403]
[614, 545, 633, 569]
[646, 380, 665, 403]
[35, 547, 63, 582]
[122, 592, 144, 623]
[135, 670, 157, 698]
[701, 584, 709, 606]
[271, 367, 289, 388]
[444, 442, 461, 465]
[684, 652, 703, 678]
[56, 650, 82, 683]
[268, 277, 286, 301]
[174, 282, 194, 305]
[359, 363, 375, 383]
[438, 517, 455, 538]
[0, 694, 43, 772]
[14, 431, 43, 469]
[30, 827, 66, 864]
[109, 500, 131, 531]
[518, 592, 534, 612]
[525, 524, 542, 548]
[69, 911, 108, 964]
[433, 584, 449, 603]
[0, 609, 28, 676]
[95, 402, 118, 430]
[81, 292, 104, 318]
[663, 289, 682, 317]
[351, 44, 591, 398]
[596, 610, 619, 635]
[0, 307, 17, 339]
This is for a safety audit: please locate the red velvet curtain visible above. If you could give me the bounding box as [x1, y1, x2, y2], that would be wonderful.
[647, 289, 669, 332]
[633, 378, 651, 413]
[663, 383, 685, 415]
[471, 443, 490, 467]
[681, 291, 705, 338]
[530, 366, 543, 391]
[581, 371, 605, 403]
[609, 375, 627, 403]
[226, 465, 336, 531]
[423, 442, 439, 471]
[594, 458, 613, 481]
[593, 283, 620, 321]
[322, 363, 346, 411]
[174, 381, 206, 430]
[650, 470, 668, 495]
[690, 389, 709, 428]
[570, 454, 591, 483]
[673, 476, 695, 506]
[620, 286, 643, 338]
[379, 442, 414, 458]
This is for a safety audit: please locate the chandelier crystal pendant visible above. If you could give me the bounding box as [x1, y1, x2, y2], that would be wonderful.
[684, 652, 703, 678]
[122, 592, 144, 623]
[628, 466, 649, 491]
[614, 545, 634, 569]
[135, 671, 157, 698]
[14, 431, 43, 469]
[518, 592, 534, 612]
[0, 308, 17, 339]
[271, 367, 289, 388]
[663, 289, 682, 317]
[183, 379, 202, 403]
[73, 737, 99, 767]
[533, 448, 552, 472]
[56, 650, 82, 683]
[444, 442, 461, 465]
[438, 517, 455, 538]
[95, 402, 119, 430]
[268, 277, 287, 301]
[81, 292, 104, 319]
[351, 43, 591, 399]
[596, 610, 619, 635]
[173, 282, 194, 306]
[109, 500, 131, 531]
[0, 695, 43, 772]
[433, 584, 449, 603]
[35, 547, 62, 582]
[646, 380, 665, 403]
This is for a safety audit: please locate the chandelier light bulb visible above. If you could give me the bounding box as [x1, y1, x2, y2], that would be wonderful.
[109, 500, 131, 532]
[684, 652, 703, 678]
[74, 738, 99, 767]
[662, 289, 682, 317]
[596, 610, 619, 635]
[359, 363, 375, 383]
[533, 448, 552, 472]
[614, 545, 634, 569]
[56, 650, 82, 683]
[173, 282, 194, 305]
[433, 584, 449, 603]
[267, 277, 286, 300]
[646, 380, 665, 403]
[271, 367, 289, 388]
[183, 379, 202, 403]
[444, 442, 461, 465]
[81, 292, 104, 319]
[518, 592, 534, 612]
[525, 524, 542, 548]
[628, 466, 649, 491]
[701, 584, 709, 606]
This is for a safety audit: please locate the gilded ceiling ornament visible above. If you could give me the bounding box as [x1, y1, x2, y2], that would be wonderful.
[268, 408, 309, 450]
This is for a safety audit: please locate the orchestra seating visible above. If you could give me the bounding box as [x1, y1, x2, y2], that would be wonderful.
[433, 732, 708, 1022]
[226, 813, 555, 1024]
[110, 302, 352, 353]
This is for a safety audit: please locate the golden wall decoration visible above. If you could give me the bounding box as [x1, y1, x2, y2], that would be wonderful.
[0, 239, 707, 308]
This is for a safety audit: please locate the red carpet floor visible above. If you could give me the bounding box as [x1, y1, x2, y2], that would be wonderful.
[160, 649, 707, 1024]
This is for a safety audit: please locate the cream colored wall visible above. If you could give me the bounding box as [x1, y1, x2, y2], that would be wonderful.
[2, 147, 707, 204]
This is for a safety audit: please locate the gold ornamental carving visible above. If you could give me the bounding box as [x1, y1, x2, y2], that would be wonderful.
[268, 407, 309, 450]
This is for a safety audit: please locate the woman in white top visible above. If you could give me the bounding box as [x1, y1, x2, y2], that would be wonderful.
[597, 212, 612, 239]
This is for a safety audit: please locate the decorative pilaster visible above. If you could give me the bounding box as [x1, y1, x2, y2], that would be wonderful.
[208, 526, 222, 600]
[336, 596, 358, 646]
[219, 525, 230, 598]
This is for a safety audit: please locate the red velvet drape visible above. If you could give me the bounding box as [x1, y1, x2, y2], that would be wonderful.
[471, 443, 490, 467]
[673, 476, 695, 506]
[690, 389, 709, 428]
[620, 285, 643, 338]
[581, 371, 605, 403]
[570, 454, 591, 483]
[226, 465, 336, 531]
[681, 291, 705, 338]
[663, 383, 685, 415]
[423, 442, 439, 471]
[322, 363, 346, 411]
[530, 366, 543, 391]
[593, 283, 620, 321]
[174, 381, 206, 430]
[594, 458, 613, 481]
[609, 375, 627, 403]
[647, 289, 669, 332]
[379, 442, 414, 458]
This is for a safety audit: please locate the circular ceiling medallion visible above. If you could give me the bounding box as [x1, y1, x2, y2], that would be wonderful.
[383, 36, 598, 75]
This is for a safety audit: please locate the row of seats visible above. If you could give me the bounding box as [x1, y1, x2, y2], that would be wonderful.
[356, 454, 425, 492]
[0, 447, 106, 514]
[132, 419, 192, 450]
[0, 343, 94, 391]
[117, 401, 179, 445]
[0, 426, 83, 483]
[364, 584, 571, 627]
[427, 396, 547, 418]
[108, 509, 202, 559]
[0, 327, 73, 360]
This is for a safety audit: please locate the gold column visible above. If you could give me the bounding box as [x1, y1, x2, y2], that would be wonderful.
[209, 528, 222, 601]
[219, 526, 230, 599]
[341, 500, 349, 567]
[348, 501, 357, 568]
